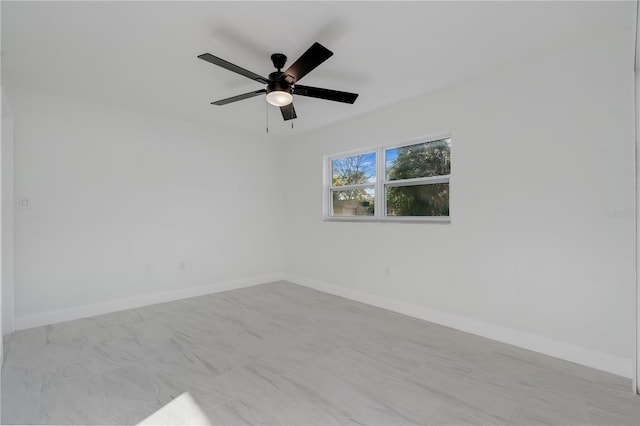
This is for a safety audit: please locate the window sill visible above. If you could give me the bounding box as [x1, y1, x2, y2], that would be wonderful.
[380, 216, 451, 224]
[324, 216, 377, 223]
[324, 216, 450, 224]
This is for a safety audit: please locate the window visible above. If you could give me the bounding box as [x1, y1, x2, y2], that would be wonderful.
[325, 134, 450, 221]
[328, 150, 376, 217]
[384, 138, 450, 217]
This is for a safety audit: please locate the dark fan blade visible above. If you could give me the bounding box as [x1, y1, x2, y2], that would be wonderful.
[283, 42, 333, 84]
[280, 103, 297, 121]
[198, 53, 269, 84]
[293, 85, 358, 104]
[211, 89, 267, 106]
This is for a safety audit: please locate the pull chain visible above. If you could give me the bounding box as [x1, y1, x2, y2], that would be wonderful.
[266, 102, 269, 134]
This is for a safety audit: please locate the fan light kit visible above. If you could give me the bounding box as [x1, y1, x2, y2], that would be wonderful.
[266, 90, 293, 107]
[198, 42, 358, 121]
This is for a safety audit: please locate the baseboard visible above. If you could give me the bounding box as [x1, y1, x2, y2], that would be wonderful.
[284, 273, 633, 379]
[14, 273, 285, 331]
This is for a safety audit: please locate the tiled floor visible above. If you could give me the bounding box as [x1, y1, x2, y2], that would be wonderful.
[2, 281, 639, 425]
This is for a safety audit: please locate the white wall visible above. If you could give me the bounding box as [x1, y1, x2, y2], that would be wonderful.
[634, 0, 640, 394]
[2, 88, 15, 336]
[283, 30, 635, 376]
[0, 86, 6, 423]
[11, 88, 284, 323]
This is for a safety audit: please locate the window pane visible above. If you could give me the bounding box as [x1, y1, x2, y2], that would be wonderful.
[332, 188, 375, 216]
[386, 183, 449, 216]
[331, 152, 376, 187]
[386, 139, 450, 180]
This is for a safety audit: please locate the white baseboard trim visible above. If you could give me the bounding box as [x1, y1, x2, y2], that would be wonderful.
[284, 274, 633, 379]
[14, 273, 285, 331]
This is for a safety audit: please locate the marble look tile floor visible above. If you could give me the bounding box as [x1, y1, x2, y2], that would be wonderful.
[2, 281, 639, 425]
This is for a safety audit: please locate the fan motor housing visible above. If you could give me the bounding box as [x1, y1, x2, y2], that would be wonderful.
[267, 74, 292, 95]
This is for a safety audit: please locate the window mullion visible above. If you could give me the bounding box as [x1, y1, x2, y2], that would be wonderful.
[378, 145, 385, 218]
[330, 183, 375, 192]
[384, 175, 450, 188]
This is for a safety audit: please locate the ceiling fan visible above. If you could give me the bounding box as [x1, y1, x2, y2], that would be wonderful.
[198, 42, 358, 121]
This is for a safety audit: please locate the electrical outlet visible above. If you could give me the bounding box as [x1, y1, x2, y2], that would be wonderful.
[179, 262, 186, 272]
[19, 197, 29, 209]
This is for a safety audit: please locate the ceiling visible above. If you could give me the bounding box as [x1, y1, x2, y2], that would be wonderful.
[1, 1, 634, 135]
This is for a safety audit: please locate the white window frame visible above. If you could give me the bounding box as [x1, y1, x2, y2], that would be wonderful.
[324, 132, 451, 223]
[381, 133, 451, 223]
[324, 146, 378, 222]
